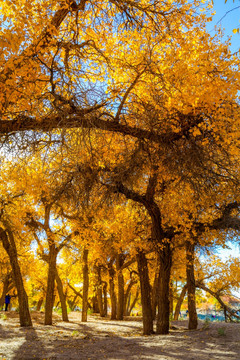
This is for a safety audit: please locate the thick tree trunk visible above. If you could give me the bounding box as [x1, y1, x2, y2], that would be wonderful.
[45, 245, 57, 325]
[55, 271, 68, 322]
[156, 243, 172, 335]
[116, 253, 124, 320]
[186, 240, 198, 330]
[108, 264, 117, 320]
[0, 228, 32, 327]
[81, 248, 89, 322]
[115, 176, 173, 333]
[136, 250, 153, 335]
[174, 284, 187, 320]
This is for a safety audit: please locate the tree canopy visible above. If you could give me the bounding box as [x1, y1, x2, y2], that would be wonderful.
[0, 0, 239, 335]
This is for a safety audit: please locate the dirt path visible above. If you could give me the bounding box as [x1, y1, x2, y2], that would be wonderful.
[0, 311, 239, 360]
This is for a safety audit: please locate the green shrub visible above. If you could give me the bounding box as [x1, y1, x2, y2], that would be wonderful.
[0, 313, 7, 321]
[218, 327, 226, 336]
[203, 317, 210, 329]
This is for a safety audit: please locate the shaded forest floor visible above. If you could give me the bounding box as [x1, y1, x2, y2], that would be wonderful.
[0, 311, 239, 359]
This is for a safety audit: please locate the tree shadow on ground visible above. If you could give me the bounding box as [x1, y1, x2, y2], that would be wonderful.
[11, 327, 48, 360]
[1, 313, 239, 360]
[9, 326, 240, 360]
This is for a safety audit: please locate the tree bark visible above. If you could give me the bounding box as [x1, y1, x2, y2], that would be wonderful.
[81, 248, 89, 322]
[108, 262, 117, 320]
[116, 253, 125, 320]
[174, 284, 187, 320]
[103, 281, 108, 317]
[45, 245, 57, 325]
[92, 294, 99, 313]
[169, 281, 174, 318]
[186, 240, 198, 330]
[124, 278, 137, 316]
[151, 269, 159, 321]
[55, 271, 68, 322]
[136, 250, 154, 335]
[36, 298, 44, 312]
[156, 243, 172, 334]
[0, 227, 32, 327]
[112, 177, 174, 333]
[127, 287, 140, 316]
[96, 265, 105, 317]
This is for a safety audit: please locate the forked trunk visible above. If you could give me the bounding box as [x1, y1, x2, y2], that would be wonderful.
[127, 287, 140, 316]
[186, 240, 198, 330]
[174, 284, 187, 320]
[136, 250, 153, 335]
[124, 278, 137, 316]
[56, 271, 68, 322]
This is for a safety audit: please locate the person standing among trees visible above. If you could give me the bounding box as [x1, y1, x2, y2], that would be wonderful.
[4, 294, 16, 311]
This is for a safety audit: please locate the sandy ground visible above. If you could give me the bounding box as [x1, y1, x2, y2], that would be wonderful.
[0, 311, 239, 360]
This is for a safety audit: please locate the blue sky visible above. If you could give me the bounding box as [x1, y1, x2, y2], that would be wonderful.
[209, 0, 240, 53]
[211, 0, 240, 259]
[206, 1, 240, 295]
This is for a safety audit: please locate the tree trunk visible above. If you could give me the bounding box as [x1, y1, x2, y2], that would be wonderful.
[169, 281, 173, 318]
[151, 269, 159, 321]
[186, 240, 198, 330]
[196, 282, 240, 321]
[0, 227, 32, 327]
[67, 294, 78, 311]
[92, 294, 99, 313]
[81, 248, 89, 322]
[125, 293, 131, 316]
[136, 250, 153, 335]
[127, 286, 140, 316]
[123, 278, 137, 316]
[108, 263, 117, 320]
[96, 266, 104, 317]
[144, 200, 173, 334]
[174, 284, 187, 320]
[36, 298, 43, 312]
[103, 281, 108, 317]
[156, 243, 172, 335]
[55, 271, 68, 322]
[45, 245, 57, 325]
[116, 253, 124, 320]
